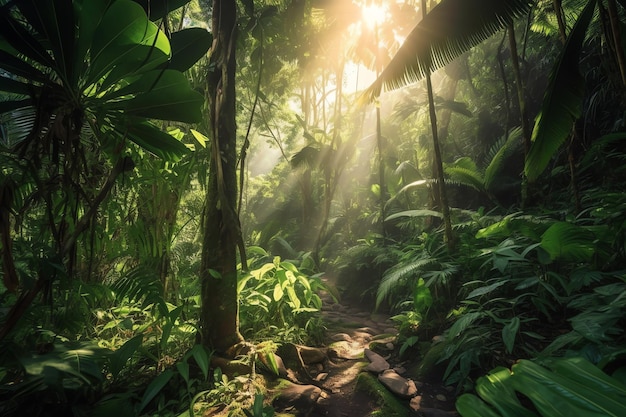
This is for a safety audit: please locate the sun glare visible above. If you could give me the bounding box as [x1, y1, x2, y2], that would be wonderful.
[361, 2, 388, 29]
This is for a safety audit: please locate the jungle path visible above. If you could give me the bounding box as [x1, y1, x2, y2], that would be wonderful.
[278, 280, 459, 417]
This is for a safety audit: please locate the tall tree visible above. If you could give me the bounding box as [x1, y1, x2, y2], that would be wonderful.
[198, 0, 245, 354]
[360, 0, 535, 246]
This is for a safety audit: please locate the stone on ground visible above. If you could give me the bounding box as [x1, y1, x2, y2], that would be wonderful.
[273, 382, 322, 414]
[364, 348, 390, 373]
[378, 369, 418, 399]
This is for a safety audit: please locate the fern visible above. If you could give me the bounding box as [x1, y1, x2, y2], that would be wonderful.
[445, 165, 485, 192]
[376, 256, 438, 308]
[484, 128, 522, 191]
[111, 264, 168, 317]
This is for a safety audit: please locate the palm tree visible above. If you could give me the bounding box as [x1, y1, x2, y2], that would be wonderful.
[360, 0, 535, 249]
[0, 0, 208, 339]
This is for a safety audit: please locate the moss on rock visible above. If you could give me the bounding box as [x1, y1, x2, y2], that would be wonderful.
[354, 372, 409, 417]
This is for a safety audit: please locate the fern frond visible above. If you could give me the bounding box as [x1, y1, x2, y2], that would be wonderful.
[112, 264, 168, 316]
[445, 166, 484, 192]
[484, 127, 522, 190]
[376, 257, 437, 308]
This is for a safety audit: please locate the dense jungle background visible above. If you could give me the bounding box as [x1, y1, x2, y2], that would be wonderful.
[1, 0, 626, 416]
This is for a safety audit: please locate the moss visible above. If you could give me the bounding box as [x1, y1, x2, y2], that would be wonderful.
[354, 373, 409, 417]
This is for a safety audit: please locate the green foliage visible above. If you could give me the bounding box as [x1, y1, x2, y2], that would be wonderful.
[362, 0, 536, 100]
[456, 357, 626, 417]
[525, 0, 596, 182]
[0, 0, 206, 159]
[243, 393, 275, 417]
[238, 248, 327, 344]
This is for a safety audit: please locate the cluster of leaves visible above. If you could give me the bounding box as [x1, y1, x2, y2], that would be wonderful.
[238, 247, 328, 345]
[0, 330, 212, 417]
[457, 357, 626, 417]
[376, 189, 626, 389]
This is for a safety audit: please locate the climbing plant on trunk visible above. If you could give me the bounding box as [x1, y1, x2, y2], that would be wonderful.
[198, 0, 246, 354]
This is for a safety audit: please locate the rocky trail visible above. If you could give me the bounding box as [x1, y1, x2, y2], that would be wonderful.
[270, 285, 459, 417]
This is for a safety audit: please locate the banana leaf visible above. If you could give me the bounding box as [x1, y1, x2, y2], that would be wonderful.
[457, 358, 626, 417]
[524, 0, 596, 181]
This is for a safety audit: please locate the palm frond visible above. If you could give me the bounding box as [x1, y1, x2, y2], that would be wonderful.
[111, 264, 168, 316]
[376, 256, 438, 308]
[290, 145, 320, 169]
[0, 106, 36, 147]
[525, 0, 596, 181]
[396, 178, 436, 195]
[361, 0, 535, 102]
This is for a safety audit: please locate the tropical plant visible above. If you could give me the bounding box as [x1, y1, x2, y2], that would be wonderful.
[444, 128, 523, 205]
[238, 247, 327, 344]
[456, 357, 626, 417]
[243, 393, 275, 417]
[0, 0, 209, 339]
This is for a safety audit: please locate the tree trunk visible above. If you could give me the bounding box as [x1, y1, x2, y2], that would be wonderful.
[199, 0, 244, 354]
[508, 22, 532, 207]
[421, 0, 454, 249]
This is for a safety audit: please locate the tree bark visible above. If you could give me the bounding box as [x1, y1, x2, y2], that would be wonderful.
[199, 0, 244, 354]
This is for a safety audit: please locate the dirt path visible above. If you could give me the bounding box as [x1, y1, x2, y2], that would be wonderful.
[296, 287, 458, 417]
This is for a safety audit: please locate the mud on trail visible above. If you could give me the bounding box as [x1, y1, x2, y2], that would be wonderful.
[270, 284, 459, 417]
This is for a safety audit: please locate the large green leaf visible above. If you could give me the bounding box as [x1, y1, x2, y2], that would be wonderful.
[456, 393, 502, 417]
[484, 128, 522, 191]
[362, 0, 534, 102]
[540, 222, 595, 262]
[75, 0, 111, 85]
[137, 369, 174, 413]
[169, 27, 212, 72]
[524, 0, 596, 181]
[501, 317, 520, 354]
[107, 334, 143, 379]
[512, 359, 626, 417]
[122, 121, 190, 160]
[475, 367, 538, 417]
[88, 0, 171, 85]
[104, 70, 204, 123]
[458, 358, 626, 417]
[97, 45, 170, 93]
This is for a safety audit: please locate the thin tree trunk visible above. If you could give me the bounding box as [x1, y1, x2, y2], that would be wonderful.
[314, 64, 345, 262]
[553, 0, 567, 44]
[508, 22, 532, 207]
[422, 0, 454, 249]
[373, 23, 388, 240]
[199, 0, 244, 354]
